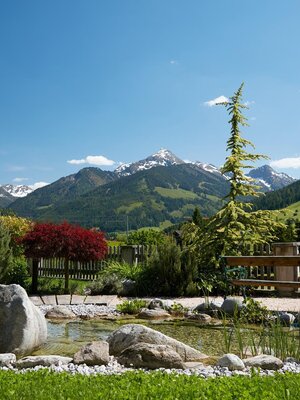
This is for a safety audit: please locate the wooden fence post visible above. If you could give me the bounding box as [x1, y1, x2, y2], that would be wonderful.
[272, 242, 300, 296]
[31, 258, 39, 294]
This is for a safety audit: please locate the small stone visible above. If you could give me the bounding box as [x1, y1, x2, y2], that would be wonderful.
[16, 355, 73, 368]
[187, 313, 212, 323]
[73, 341, 109, 366]
[217, 354, 245, 371]
[137, 308, 172, 320]
[0, 353, 16, 367]
[45, 306, 76, 319]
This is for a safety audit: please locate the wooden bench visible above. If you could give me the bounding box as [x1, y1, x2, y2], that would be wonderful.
[222, 256, 300, 296]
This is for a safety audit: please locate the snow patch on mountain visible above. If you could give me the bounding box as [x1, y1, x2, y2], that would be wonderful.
[1, 184, 34, 198]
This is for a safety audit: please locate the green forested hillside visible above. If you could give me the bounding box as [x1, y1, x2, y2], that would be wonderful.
[254, 179, 300, 210]
[10, 164, 229, 231]
[10, 167, 116, 217]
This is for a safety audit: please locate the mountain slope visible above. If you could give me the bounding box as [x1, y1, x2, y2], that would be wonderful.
[248, 165, 296, 192]
[11, 163, 229, 231]
[0, 187, 15, 208]
[10, 167, 117, 217]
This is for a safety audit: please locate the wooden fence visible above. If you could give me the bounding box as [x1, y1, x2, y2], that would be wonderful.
[34, 245, 154, 281]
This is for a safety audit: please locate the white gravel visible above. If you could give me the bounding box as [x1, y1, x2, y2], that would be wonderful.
[1, 357, 299, 378]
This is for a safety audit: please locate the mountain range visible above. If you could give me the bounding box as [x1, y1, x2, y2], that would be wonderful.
[2, 149, 298, 231]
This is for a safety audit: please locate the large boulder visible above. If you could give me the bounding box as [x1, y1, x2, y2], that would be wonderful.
[243, 354, 283, 370]
[0, 284, 47, 355]
[73, 341, 109, 366]
[108, 324, 208, 362]
[118, 343, 185, 369]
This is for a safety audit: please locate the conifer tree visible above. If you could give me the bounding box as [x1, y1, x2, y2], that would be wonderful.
[183, 83, 283, 267]
[204, 83, 281, 258]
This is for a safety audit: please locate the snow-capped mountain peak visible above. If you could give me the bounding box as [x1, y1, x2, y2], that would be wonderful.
[247, 165, 297, 192]
[1, 184, 34, 198]
[115, 149, 185, 177]
[193, 161, 223, 175]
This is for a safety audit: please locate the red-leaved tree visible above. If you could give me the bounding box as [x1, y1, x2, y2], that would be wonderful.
[20, 222, 107, 293]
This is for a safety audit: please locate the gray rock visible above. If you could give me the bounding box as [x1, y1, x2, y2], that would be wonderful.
[0, 353, 16, 367]
[221, 298, 244, 316]
[193, 301, 222, 313]
[120, 279, 136, 296]
[217, 354, 245, 371]
[187, 313, 212, 323]
[118, 343, 185, 369]
[16, 355, 72, 368]
[278, 312, 295, 327]
[108, 324, 208, 361]
[45, 306, 77, 319]
[73, 341, 109, 366]
[0, 284, 47, 355]
[243, 354, 283, 370]
[137, 308, 171, 320]
[148, 298, 174, 310]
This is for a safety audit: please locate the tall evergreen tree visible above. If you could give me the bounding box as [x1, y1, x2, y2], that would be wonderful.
[183, 83, 283, 266]
[0, 222, 13, 281]
[205, 83, 281, 258]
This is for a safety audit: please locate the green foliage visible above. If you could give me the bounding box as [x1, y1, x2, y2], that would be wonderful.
[168, 302, 188, 317]
[0, 222, 13, 281]
[126, 229, 166, 245]
[143, 240, 198, 296]
[116, 299, 148, 314]
[86, 261, 144, 295]
[2, 256, 29, 287]
[0, 370, 299, 400]
[221, 314, 300, 361]
[240, 298, 271, 324]
[183, 84, 283, 271]
[192, 206, 206, 228]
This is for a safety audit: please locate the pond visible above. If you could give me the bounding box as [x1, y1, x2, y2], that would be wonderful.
[31, 319, 252, 358]
[32, 319, 300, 360]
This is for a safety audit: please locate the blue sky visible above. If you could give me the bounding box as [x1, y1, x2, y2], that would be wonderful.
[1, 0, 300, 187]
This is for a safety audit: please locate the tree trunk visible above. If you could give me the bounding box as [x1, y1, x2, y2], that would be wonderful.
[64, 258, 69, 294]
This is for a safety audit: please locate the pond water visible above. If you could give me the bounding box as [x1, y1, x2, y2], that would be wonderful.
[33, 319, 230, 357]
[32, 319, 300, 359]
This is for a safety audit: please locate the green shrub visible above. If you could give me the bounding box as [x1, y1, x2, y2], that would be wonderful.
[87, 273, 123, 295]
[116, 299, 148, 314]
[240, 298, 270, 324]
[2, 256, 29, 287]
[126, 229, 166, 245]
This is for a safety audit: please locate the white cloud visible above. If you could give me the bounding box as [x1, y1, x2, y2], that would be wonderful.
[67, 155, 115, 166]
[13, 177, 29, 183]
[170, 60, 178, 65]
[270, 157, 300, 169]
[30, 182, 49, 190]
[244, 100, 255, 106]
[204, 95, 229, 107]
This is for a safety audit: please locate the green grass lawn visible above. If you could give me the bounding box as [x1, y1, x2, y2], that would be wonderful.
[0, 370, 299, 400]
